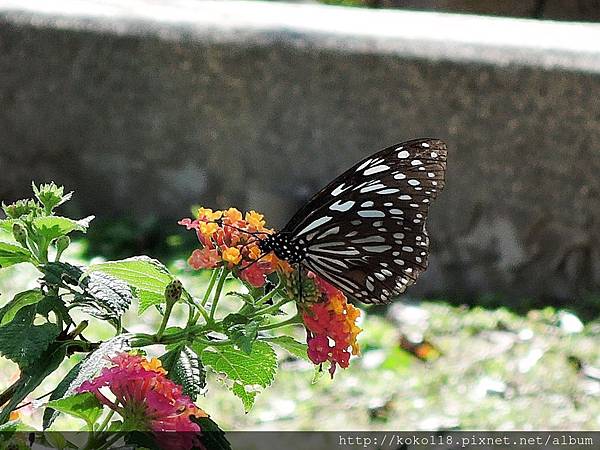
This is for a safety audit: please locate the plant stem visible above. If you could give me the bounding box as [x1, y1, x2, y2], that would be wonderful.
[95, 409, 115, 432]
[155, 299, 175, 342]
[254, 282, 283, 307]
[194, 305, 211, 325]
[189, 269, 220, 326]
[259, 313, 303, 331]
[209, 267, 228, 320]
[253, 296, 293, 318]
[201, 269, 219, 307]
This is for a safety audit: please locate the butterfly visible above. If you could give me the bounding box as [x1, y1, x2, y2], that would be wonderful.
[257, 138, 447, 304]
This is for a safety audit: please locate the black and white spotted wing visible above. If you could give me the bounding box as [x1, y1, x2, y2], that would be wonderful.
[261, 138, 447, 304]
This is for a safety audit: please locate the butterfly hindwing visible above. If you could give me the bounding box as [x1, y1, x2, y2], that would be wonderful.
[282, 138, 447, 304]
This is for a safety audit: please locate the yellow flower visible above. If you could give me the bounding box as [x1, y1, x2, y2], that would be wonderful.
[197, 207, 222, 222]
[328, 294, 346, 315]
[199, 221, 218, 237]
[248, 245, 261, 260]
[141, 357, 167, 374]
[9, 410, 20, 421]
[245, 210, 265, 229]
[222, 247, 241, 265]
[224, 207, 242, 222]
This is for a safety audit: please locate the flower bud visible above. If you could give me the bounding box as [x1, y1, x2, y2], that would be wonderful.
[164, 279, 183, 304]
[54, 235, 71, 258]
[12, 222, 28, 247]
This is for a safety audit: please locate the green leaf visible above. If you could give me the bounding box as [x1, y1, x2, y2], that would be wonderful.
[88, 256, 173, 314]
[0, 241, 32, 268]
[0, 218, 18, 234]
[0, 419, 20, 432]
[201, 341, 277, 411]
[232, 382, 257, 412]
[0, 343, 67, 423]
[262, 336, 309, 361]
[0, 289, 44, 326]
[42, 334, 133, 428]
[222, 314, 261, 354]
[46, 393, 103, 431]
[0, 307, 60, 369]
[36, 296, 71, 325]
[59, 335, 132, 397]
[76, 271, 132, 320]
[2, 198, 42, 220]
[32, 182, 73, 213]
[43, 360, 85, 429]
[231, 321, 261, 355]
[160, 346, 206, 399]
[32, 216, 89, 242]
[40, 262, 84, 286]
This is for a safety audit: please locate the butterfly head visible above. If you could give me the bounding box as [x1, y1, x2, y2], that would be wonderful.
[258, 232, 306, 264]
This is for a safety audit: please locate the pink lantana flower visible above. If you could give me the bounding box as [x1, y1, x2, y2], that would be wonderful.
[77, 353, 207, 450]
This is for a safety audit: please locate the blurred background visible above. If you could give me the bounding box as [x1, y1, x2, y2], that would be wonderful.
[1, 0, 600, 431]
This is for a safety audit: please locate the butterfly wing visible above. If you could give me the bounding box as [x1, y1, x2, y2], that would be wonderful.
[282, 138, 447, 304]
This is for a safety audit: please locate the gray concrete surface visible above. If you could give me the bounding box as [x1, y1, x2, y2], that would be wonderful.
[1, 1, 600, 303]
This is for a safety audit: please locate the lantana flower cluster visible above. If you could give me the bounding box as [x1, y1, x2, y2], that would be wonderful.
[180, 206, 362, 376]
[301, 274, 362, 376]
[77, 352, 207, 450]
[179, 207, 282, 287]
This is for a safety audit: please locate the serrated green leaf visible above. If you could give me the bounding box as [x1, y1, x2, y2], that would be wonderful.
[201, 341, 277, 411]
[0, 308, 60, 369]
[43, 360, 84, 429]
[222, 313, 249, 328]
[262, 336, 309, 361]
[32, 216, 88, 242]
[43, 334, 130, 429]
[0, 289, 44, 326]
[40, 262, 84, 286]
[229, 321, 261, 355]
[232, 382, 257, 412]
[36, 296, 71, 325]
[222, 314, 261, 354]
[46, 393, 103, 431]
[76, 271, 132, 320]
[0, 241, 32, 269]
[41, 334, 132, 427]
[0, 219, 18, 234]
[58, 335, 132, 397]
[160, 345, 206, 399]
[88, 257, 173, 314]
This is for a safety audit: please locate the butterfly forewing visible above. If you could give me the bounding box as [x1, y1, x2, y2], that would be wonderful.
[282, 138, 447, 304]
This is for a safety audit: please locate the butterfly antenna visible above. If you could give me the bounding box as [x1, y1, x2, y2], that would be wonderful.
[239, 251, 270, 272]
[220, 222, 271, 237]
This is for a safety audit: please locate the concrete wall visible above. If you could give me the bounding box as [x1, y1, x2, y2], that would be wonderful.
[1, 1, 600, 303]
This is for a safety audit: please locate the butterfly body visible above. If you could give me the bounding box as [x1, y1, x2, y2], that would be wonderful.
[265, 138, 447, 304]
[258, 232, 306, 264]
